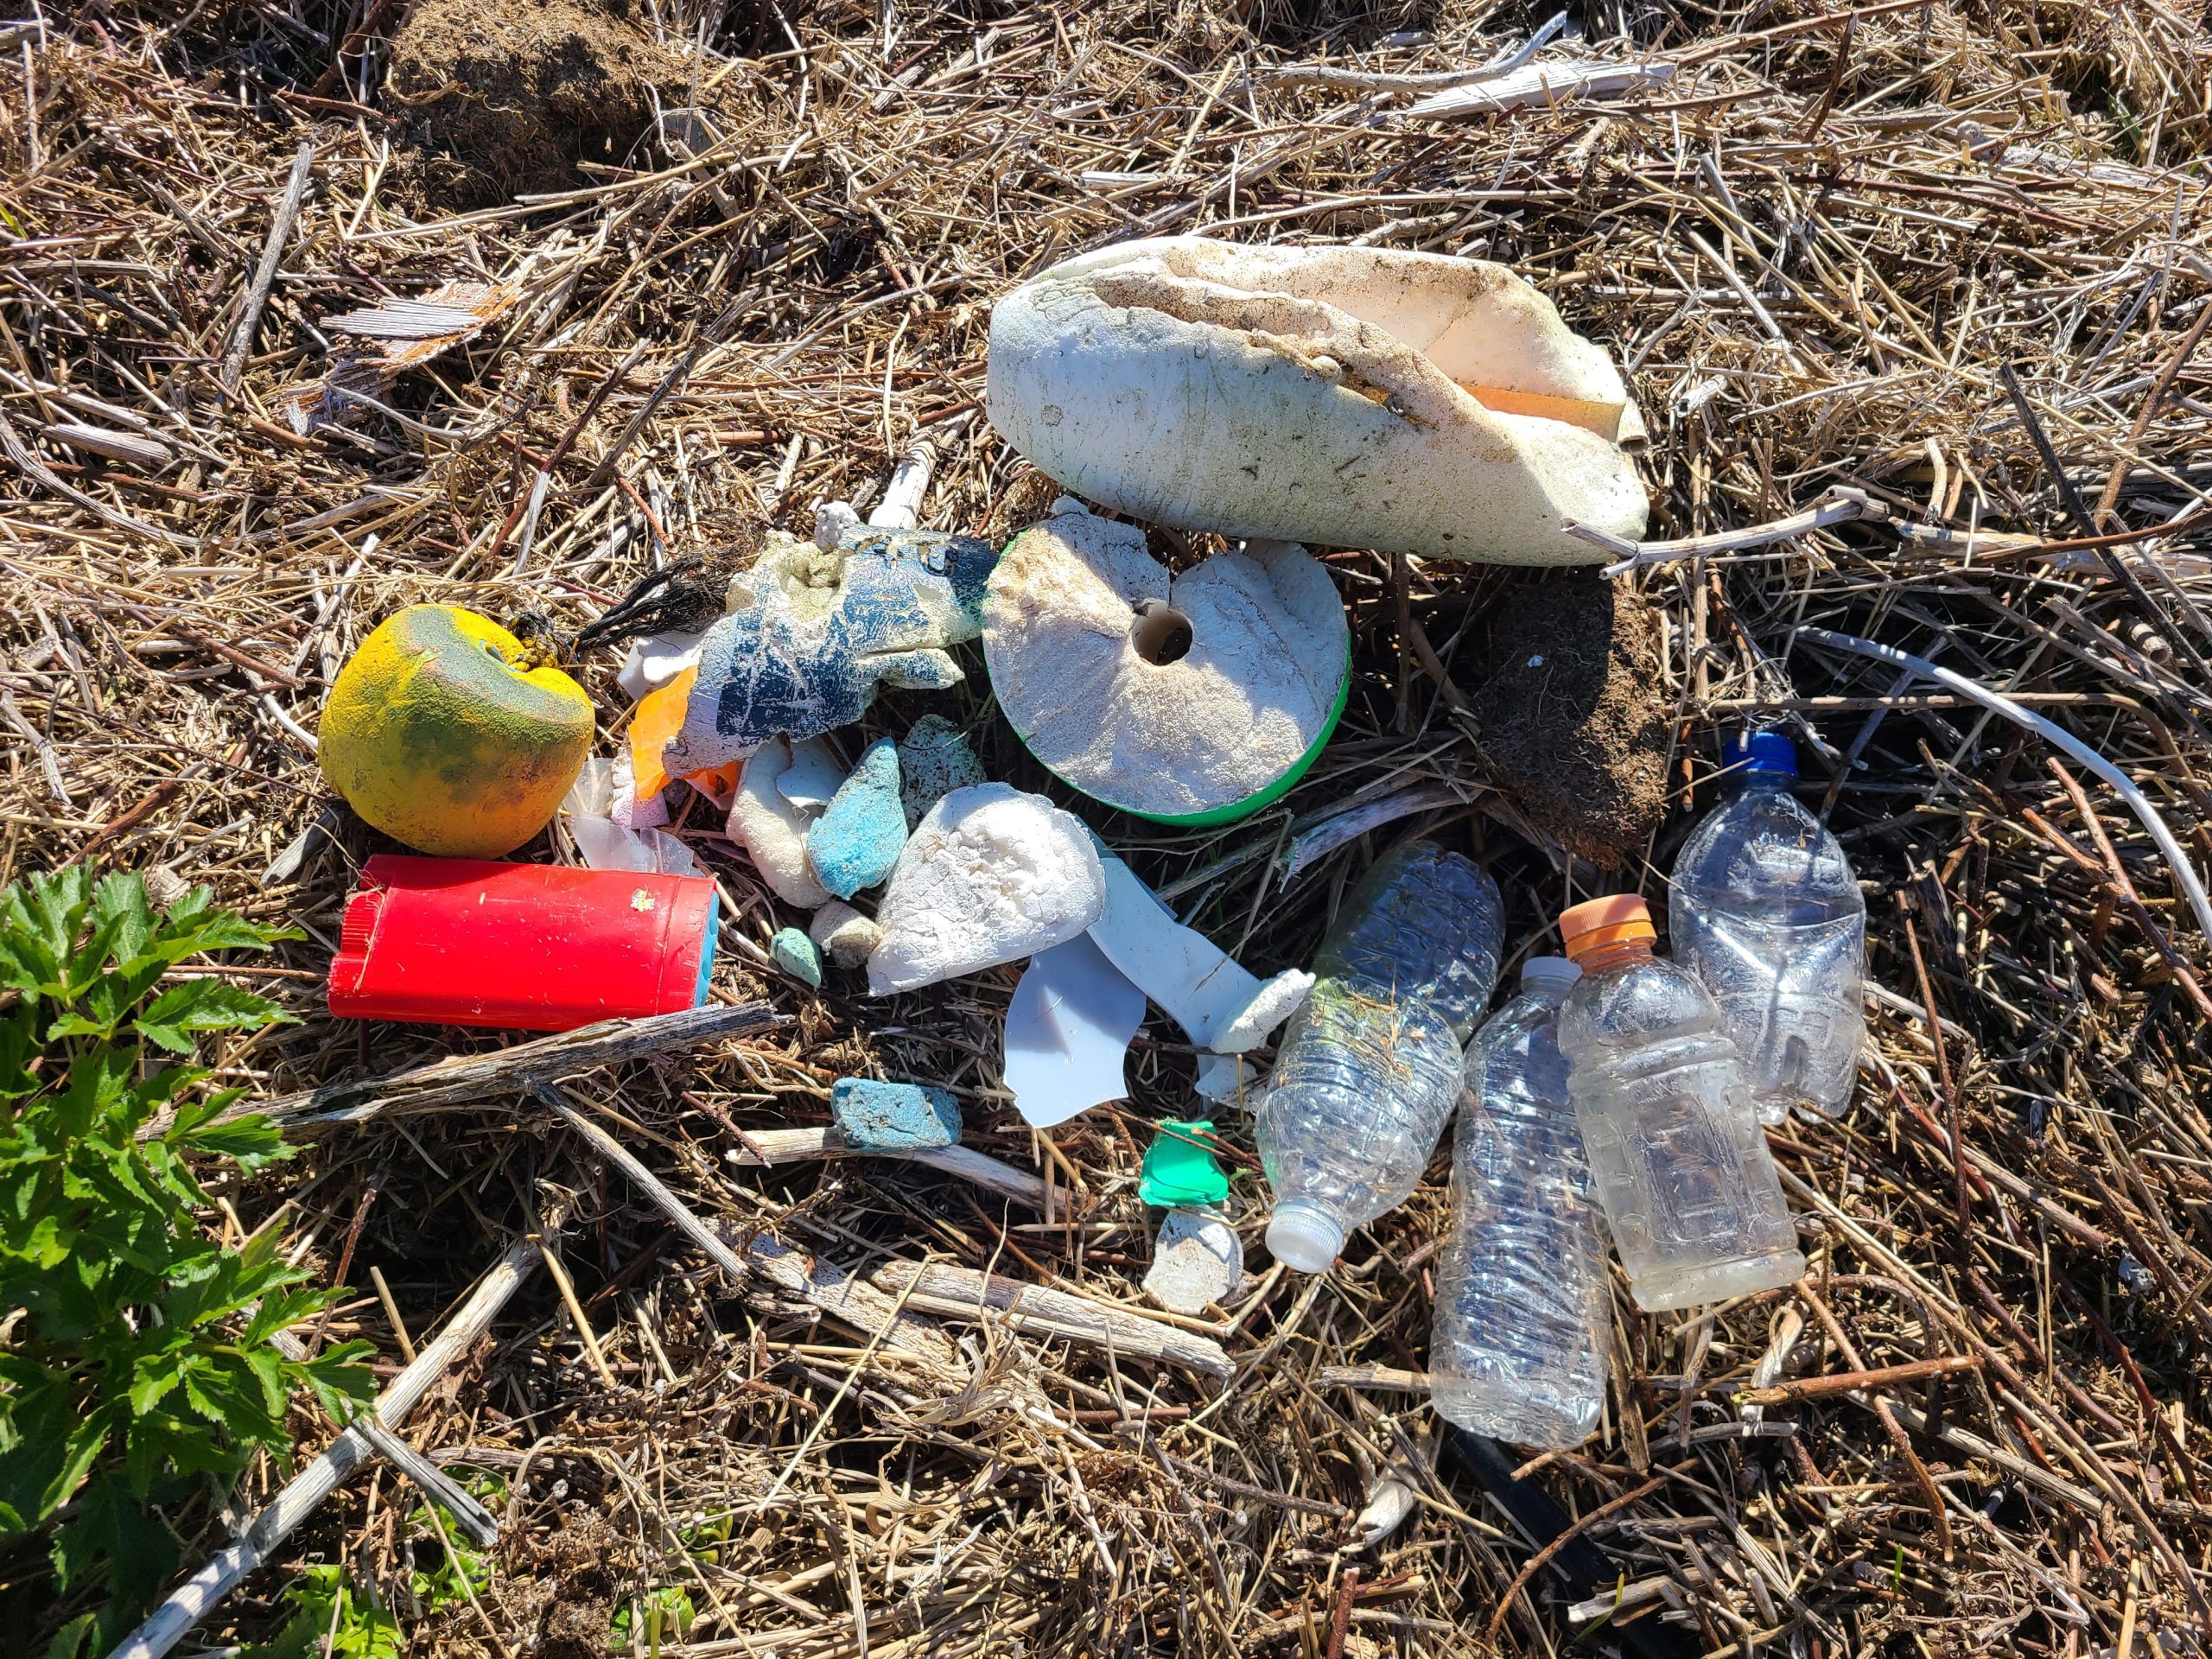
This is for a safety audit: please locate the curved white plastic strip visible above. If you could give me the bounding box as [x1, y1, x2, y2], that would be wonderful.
[1799, 626, 2212, 942]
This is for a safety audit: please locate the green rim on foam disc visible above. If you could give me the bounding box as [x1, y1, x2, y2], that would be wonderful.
[982, 508, 1352, 828]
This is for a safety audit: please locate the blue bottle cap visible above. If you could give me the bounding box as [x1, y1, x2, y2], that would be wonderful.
[1724, 731, 1798, 779]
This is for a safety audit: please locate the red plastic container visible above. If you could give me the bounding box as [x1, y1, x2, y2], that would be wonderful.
[329, 855, 720, 1032]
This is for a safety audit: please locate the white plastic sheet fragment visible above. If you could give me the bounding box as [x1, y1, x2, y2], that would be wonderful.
[1086, 846, 1312, 1052]
[616, 629, 705, 701]
[1003, 934, 1147, 1128]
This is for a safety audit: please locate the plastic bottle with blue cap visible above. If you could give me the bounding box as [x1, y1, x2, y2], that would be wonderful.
[1668, 733, 1866, 1123]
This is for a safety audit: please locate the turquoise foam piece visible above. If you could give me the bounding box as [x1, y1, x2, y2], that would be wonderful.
[831, 1077, 961, 1151]
[769, 926, 822, 988]
[806, 737, 908, 899]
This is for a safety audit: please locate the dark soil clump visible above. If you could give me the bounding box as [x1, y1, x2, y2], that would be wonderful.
[1465, 575, 1669, 868]
[387, 0, 683, 208]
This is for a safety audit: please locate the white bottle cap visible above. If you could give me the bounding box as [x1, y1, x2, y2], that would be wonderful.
[1266, 1202, 1345, 1273]
[1521, 956, 1582, 993]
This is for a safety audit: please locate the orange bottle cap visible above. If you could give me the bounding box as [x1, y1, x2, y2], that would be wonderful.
[1558, 895, 1656, 963]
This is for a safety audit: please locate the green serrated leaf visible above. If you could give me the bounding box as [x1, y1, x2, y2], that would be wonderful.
[134, 979, 289, 1053]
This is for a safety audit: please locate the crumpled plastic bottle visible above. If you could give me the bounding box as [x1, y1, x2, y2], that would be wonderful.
[1669, 733, 1866, 1123]
[1428, 957, 1611, 1448]
[1255, 841, 1504, 1272]
[1556, 896, 1804, 1313]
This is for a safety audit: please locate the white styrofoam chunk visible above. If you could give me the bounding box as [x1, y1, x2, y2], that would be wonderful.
[867, 784, 1105, 995]
[1213, 969, 1314, 1054]
[1143, 1207, 1243, 1315]
[728, 736, 832, 908]
[1003, 933, 1147, 1128]
[775, 741, 849, 810]
[809, 900, 881, 969]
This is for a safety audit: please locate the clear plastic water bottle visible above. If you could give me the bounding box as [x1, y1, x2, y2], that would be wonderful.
[1669, 733, 1866, 1123]
[1256, 842, 1504, 1272]
[1556, 897, 1804, 1312]
[1428, 957, 1611, 1448]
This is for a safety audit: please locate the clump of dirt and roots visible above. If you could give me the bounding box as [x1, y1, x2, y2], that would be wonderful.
[386, 0, 690, 207]
[1465, 575, 1669, 867]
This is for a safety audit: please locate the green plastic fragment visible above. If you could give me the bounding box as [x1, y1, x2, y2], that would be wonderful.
[1139, 1119, 1230, 1207]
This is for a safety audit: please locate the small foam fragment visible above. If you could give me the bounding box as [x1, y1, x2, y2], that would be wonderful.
[770, 925, 823, 988]
[809, 900, 880, 969]
[1143, 1207, 1243, 1315]
[897, 715, 987, 829]
[830, 1077, 961, 1151]
[805, 737, 908, 899]
[868, 784, 1105, 995]
[728, 736, 831, 908]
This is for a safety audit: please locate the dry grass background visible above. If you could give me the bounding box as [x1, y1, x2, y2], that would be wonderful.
[4, 0, 2212, 1654]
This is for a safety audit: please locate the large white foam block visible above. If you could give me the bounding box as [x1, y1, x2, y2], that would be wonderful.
[867, 784, 1106, 995]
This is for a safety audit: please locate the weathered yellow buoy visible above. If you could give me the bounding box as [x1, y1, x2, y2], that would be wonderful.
[321, 605, 592, 858]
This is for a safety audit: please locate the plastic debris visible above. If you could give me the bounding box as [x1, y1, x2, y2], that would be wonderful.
[774, 741, 849, 811]
[831, 1077, 961, 1152]
[770, 925, 823, 988]
[868, 784, 1105, 995]
[1002, 934, 1147, 1128]
[567, 812, 702, 878]
[328, 855, 718, 1032]
[983, 506, 1349, 824]
[1143, 1208, 1243, 1315]
[629, 666, 738, 802]
[1138, 1121, 1231, 1208]
[986, 236, 1648, 564]
[1086, 844, 1311, 1052]
[897, 714, 986, 829]
[809, 901, 880, 970]
[1192, 1052, 1250, 1103]
[805, 737, 909, 899]
[615, 628, 705, 701]
[1257, 842, 1504, 1273]
[664, 525, 999, 776]
[1556, 895, 1805, 1311]
[321, 605, 592, 860]
[1669, 733, 1866, 1122]
[728, 736, 834, 908]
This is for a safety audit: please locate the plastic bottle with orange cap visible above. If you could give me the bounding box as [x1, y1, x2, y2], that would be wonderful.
[1554, 893, 1806, 1312]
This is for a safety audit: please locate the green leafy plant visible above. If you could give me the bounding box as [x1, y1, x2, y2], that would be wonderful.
[249, 1564, 404, 1659]
[608, 1586, 695, 1656]
[0, 868, 373, 1649]
[405, 1483, 499, 1612]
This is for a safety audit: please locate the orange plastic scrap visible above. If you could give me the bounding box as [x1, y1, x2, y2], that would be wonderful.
[630, 667, 738, 801]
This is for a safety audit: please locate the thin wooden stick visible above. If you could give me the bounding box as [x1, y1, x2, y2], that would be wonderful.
[219, 141, 314, 394]
[531, 1082, 747, 1279]
[1734, 1351, 1980, 1406]
[108, 1236, 543, 1659]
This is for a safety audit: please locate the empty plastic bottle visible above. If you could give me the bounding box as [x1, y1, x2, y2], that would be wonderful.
[1556, 897, 1804, 1312]
[1669, 733, 1866, 1123]
[1256, 842, 1504, 1272]
[1428, 957, 1611, 1448]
